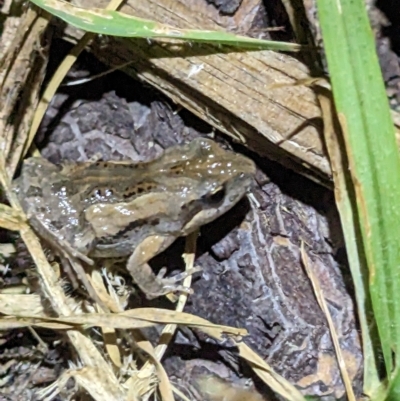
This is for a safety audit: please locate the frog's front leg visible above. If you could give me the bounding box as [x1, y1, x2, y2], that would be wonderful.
[127, 235, 201, 299]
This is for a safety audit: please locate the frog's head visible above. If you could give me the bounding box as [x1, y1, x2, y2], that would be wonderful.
[159, 138, 256, 234]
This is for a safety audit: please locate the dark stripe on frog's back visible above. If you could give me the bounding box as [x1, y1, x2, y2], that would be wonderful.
[77, 173, 201, 206]
[64, 161, 154, 187]
[68, 170, 205, 207]
[62, 144, 236, 188]
[61, 147, 192, 183]
[62, 160, 192, 202]
[60, 169, 165, 205]
[79, 180, 167, 206]
[65, 159, 197, 183]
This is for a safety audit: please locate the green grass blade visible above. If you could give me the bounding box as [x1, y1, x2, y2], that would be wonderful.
[371, 367, 400, 401]
[317, 0, 400, 384]
[384, 368, 400, 400]
[331, 166, 381, 394]
[30, 0, 300, 52]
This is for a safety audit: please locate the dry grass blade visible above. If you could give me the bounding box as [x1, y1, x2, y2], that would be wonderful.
[133, 230, 200, 398]
[0, 317, 72, 330]
[27, 0, 125, 155]
[151, 231, 198, 358]
[171, 386, 191, 401]
[133, 342, 175, 401]
[101, 325, 121, 368]
[90, 269, 123, 312]
[0, 203, 25, 231]
[236, 342, 306, 401]
[37, 366, 123, 401]
[300, 243, 356, 401]
[27, 30, 95, 157]
[317, 86, 380, 391]
[90, 270, 123, 368]
[0, 294, 44, 316]
[1, 309, 248, 335]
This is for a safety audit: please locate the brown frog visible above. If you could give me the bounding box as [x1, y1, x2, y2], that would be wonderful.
[13, 138, 255, 300]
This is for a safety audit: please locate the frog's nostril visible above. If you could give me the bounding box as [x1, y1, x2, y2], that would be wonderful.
[92, 189, 101, 198]
[229, 194, 239, 202]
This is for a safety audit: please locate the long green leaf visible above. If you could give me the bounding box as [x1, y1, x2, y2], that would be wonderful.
[317, 0, 400, 386]
[30, 0, 300, 52]
[384, 368, 400, 401]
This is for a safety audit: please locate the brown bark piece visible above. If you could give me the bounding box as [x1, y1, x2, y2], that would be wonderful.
[0, 7, 50, 176]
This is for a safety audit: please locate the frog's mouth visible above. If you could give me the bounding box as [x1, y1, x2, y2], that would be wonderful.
[181, 172, 253, 235]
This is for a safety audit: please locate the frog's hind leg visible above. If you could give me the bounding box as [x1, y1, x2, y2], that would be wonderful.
[27, 215, 108, 310]
[27, 215, 93, 265]
[127, 235, 201, 300]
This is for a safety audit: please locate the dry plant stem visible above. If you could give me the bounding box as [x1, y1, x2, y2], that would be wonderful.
[0, 203, 25, 231]
[129, 345, 175, 401]
[305, 82, 360, 398]
[171, 386, 191, 401]
[236, 342, 306, 401]
[27, 30, 95, 155]
[280, 0, 322, 73]
[91, 270, 122, 368]
[317, 85, 380, 391]
[281, 0, 315, 46]
[154, 229, 199, 359]
[300, 243, 356, 401]
[0, 7, 49, 176]
[27, 0, 125, 152]
[28, 326, 48, 351]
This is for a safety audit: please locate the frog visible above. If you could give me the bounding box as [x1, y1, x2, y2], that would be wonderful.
[12, 138, 256, 300]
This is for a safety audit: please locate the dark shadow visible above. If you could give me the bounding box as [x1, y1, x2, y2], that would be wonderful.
[262, 0, 295, 42]
[376, 0, 400, 55]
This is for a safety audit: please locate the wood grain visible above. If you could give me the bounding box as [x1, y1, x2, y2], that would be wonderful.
[62, 0, 400, 186]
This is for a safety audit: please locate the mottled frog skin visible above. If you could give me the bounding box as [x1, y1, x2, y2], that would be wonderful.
[13, 138, 255, 299]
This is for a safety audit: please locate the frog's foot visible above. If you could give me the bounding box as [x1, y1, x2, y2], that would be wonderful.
[145, 266, 203, 299]
[128, 258, 202, 300]
[156, 266, 202, 282]
[126, 235, 202, 299]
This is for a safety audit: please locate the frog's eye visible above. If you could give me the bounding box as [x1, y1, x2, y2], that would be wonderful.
[204, 186, 225, 204]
